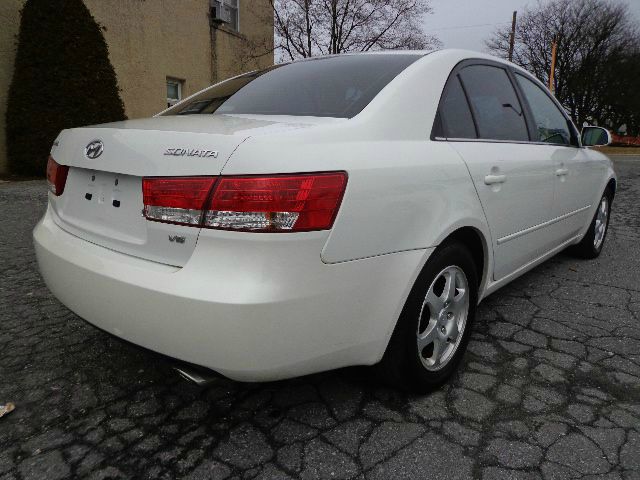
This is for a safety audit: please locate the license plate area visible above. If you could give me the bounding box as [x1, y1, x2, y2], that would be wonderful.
[55, 168, 146, 245]
[83, 171, 135, 210]
[52, 168, 201, 267]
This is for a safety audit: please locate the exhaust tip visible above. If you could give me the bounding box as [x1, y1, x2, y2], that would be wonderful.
[173, 365, 218, 387]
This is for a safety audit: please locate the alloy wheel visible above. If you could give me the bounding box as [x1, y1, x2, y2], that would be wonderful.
[594, 196, 609, 250]
[416, 266, 470, 371]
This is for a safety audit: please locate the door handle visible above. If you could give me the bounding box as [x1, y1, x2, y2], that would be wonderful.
[556, 168, 569, 176]
[484, 174, 507, 185]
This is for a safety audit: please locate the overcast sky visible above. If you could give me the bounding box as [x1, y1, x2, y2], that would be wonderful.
[423, 0, 640, 51]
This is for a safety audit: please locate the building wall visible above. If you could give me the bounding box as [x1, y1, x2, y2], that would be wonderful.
[0, 0, 26, 175]
[0, 0, 274, 174]
[212, 1, 274, 83]
[84, 0, 215, 120]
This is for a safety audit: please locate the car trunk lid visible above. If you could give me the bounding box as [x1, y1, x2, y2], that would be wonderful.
[49, 115, 334, 266]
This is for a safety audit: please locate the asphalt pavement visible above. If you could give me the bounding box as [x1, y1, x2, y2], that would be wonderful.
[0, 156, 638, 479]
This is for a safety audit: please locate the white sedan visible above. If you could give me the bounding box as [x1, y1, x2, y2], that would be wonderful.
[34, 49, 616, 392]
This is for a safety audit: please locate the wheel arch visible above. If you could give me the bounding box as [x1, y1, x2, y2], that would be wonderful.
[437, 226, 490, 299]
[375, 221, 493, 368]
[374, 227, 489, 389]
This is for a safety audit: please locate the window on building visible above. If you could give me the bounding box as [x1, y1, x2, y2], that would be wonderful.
[167, 78, 183, 108]
[212, 0, 239, 31]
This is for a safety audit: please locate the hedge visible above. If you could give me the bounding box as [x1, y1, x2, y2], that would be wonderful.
[6, 0, 126, 176]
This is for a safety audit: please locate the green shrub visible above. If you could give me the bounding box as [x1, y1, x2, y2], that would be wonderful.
[6, 0, 126, 176]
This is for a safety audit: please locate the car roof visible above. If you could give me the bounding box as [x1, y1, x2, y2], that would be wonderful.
[286, 49, 522, 73]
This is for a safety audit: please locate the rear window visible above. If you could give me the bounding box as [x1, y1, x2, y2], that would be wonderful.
[162, 54, 422, 119]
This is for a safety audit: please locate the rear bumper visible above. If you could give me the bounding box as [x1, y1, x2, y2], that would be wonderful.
[34, 207, 429, 381]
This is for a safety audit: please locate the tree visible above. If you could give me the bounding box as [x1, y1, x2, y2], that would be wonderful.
[486, 0, 640, 130]
[6, 0, 126, 176]
[598, 50, 640, 135]
[270, 0, 440, 61]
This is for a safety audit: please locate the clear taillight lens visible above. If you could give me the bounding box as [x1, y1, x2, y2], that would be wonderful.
[46, 156, 69, 196]
[142, 177, 216, 225]
[141, 172, 347, 232]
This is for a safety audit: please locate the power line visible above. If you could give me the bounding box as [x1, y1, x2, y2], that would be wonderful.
[427, 21, 511, 32]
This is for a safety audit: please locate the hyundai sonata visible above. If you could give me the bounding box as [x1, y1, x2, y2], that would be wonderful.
[34, 50, 616, 391]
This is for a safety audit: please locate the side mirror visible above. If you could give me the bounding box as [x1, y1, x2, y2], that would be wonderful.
[581, 126, 612, 147]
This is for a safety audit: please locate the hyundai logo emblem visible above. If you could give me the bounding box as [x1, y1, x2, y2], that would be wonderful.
[85, 140, 104, 159]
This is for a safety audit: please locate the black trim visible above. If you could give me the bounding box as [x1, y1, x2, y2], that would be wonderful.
[432, 110, 444, 138]
[504, 67, 535, 141]
[457, 74, 480, 138]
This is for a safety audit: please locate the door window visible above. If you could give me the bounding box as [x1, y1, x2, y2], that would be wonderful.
[515, 73, 572, 146]
[439, 76, 477, 139]
[459, 65, 529, 142]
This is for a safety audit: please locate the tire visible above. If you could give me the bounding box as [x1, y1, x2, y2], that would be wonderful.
[375, 242, 478, 393]
[568, 189, 612, 259]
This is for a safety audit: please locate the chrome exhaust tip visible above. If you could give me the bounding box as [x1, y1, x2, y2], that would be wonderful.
[173, 365, 218, 387]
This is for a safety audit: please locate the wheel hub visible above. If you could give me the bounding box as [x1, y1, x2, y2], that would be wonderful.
[416, 265, 470, 372]
[594, 196, 608, 250]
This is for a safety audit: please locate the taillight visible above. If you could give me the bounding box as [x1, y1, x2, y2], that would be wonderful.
[204, 173, 347, 231]
[46, 156, 69, 196]
[141, 172, 347, 232]
[142, 177, 216, 225]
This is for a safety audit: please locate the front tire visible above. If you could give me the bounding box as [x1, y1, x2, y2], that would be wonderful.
[375, 242, 478, 393]
[569, 190, 612, 259]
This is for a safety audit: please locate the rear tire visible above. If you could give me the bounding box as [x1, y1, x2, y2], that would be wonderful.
[568, 189, 612, 259]
[375, 242, 478, 393]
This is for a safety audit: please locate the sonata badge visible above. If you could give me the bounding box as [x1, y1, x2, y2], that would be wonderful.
[164, 148, 218, 158]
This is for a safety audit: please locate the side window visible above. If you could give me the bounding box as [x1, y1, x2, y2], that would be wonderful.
[459, 65, 529, 142]
[515, 73, 572, 146]
[439, 76, 477, 139]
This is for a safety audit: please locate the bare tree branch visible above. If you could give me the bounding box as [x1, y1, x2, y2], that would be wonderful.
[272, 0, 440, 61]
[486, 0, 639, 131]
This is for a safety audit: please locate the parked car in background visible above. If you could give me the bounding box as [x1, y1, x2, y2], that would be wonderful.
[34, 50, 615, 392]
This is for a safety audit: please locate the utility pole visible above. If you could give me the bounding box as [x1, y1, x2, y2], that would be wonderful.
[549, 36, 558, 94]
[508, 11, 517, 62]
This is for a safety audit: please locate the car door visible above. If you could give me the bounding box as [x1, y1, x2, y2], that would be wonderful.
[514, 72, 601, 240]
[434, 61, 557, 280]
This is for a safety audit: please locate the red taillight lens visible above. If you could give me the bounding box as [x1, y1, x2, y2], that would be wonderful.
[142, 177, 217, 225]
[204, 173, 347, 231]
[141, 172, 347, 232]
[46, 156, 69, 196]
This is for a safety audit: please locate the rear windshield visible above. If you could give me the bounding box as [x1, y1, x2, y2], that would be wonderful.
[162, 54, 422, 119]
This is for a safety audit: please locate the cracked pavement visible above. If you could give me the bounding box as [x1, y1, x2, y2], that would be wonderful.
[1, 156, 639, 479]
